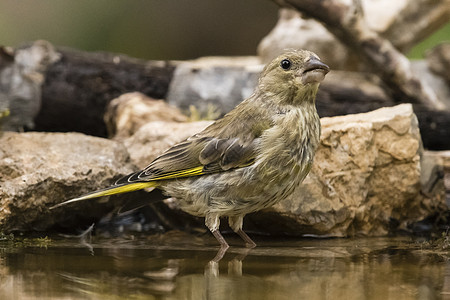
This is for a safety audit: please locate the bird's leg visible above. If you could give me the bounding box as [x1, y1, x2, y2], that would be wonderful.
[206, 213, 228, 247]
[228, 215, 256, 248]
[236, 230, 256, 248]
[206, 213, 229, 262]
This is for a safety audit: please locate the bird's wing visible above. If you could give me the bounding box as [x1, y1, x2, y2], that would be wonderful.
[116, 95, 274, 185]
[115, 135, 258, 185]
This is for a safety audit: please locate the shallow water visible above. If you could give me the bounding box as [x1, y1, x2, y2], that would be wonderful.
[0, 235, 448, 300]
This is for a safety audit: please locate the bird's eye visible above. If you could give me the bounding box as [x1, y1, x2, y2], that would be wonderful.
[280, 59, 291, 70]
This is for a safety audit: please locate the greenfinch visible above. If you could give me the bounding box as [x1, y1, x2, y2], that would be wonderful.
[51, 50, 329, 250]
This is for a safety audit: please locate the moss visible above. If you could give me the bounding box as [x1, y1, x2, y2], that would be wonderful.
[0, 108, 10, 132]
[187, 104, 221, 121]
[417, 228, 450, 257]
[0, 232, 52, 248]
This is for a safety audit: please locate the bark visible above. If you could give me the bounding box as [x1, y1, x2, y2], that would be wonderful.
[382, 0, 450, 52]
[36, 47, 176, 137]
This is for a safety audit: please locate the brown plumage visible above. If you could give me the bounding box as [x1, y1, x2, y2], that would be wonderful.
[51, 50, 329, 251]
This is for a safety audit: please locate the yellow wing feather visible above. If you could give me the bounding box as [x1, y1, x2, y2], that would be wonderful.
[149, 166, 205, 181]
[50, 181, 158, 209]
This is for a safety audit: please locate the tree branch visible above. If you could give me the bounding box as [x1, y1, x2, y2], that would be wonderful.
[382, 0, 450, 52]
[274, 0, 446, 110]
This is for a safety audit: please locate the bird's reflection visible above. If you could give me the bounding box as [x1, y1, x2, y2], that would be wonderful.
[59, 223, 95, 255]
[206, 246, 252, 277]
[55, 244, 253, 298]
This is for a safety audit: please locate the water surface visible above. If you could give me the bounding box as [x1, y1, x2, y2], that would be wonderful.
[0, 235, 448, 299]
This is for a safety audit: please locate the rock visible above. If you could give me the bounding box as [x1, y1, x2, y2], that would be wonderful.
[0, 132, 135, 232]
[247, 104, 446, 237]
[123, 120, 212, 169]
[257, 9, 356, 71]
[2, 105, 445, 237]
[104, 92, 188, 139]
[118, 104, 446, 237]
[166, 56, 262, 116]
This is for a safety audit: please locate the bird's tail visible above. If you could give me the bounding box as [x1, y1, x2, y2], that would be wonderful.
[49, 181, 158, 209]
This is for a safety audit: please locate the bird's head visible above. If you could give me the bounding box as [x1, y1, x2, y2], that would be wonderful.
[258, 50, 329, 105]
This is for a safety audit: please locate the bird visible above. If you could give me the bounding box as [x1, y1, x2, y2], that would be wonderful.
[51, 49, 329, 251]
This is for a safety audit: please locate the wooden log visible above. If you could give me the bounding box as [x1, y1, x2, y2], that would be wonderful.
[36, 49, 450, 150]
[35, 47, 176, 137]
[2, 42, 449, 149]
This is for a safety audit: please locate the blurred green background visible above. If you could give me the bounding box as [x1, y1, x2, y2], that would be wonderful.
[0, 0, 278, 60]
[0, 0, 448, 60]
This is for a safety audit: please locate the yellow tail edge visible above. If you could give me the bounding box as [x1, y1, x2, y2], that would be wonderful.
[49, 181, 157, 210]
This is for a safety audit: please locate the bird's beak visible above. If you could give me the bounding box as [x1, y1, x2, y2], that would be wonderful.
[301, 57, 330, 84]
[304, 57, 330, 74]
